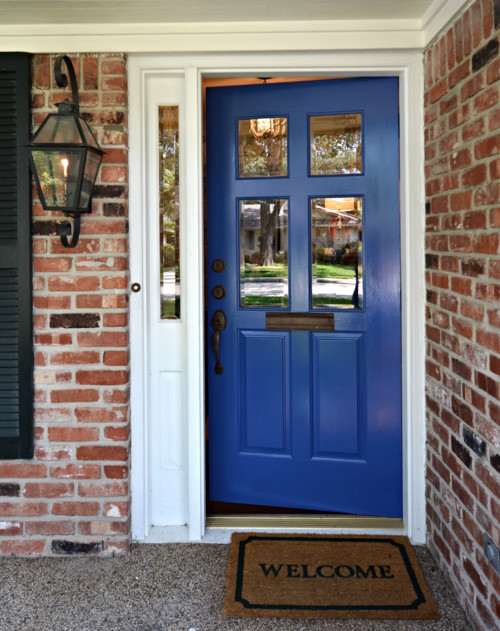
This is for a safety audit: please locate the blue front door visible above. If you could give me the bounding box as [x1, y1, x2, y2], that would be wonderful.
[206, 78, 402, 517]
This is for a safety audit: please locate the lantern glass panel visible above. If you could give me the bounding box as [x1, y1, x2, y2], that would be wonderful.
[32, 114, 84, 145]
[79, 150, 102, 209]
[31, 149, 83, 209]
[80, 120, 101, 150]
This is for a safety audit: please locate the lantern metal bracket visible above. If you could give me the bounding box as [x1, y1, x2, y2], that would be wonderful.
[59, 213, 82, 249]
[54, 55, 80, 114]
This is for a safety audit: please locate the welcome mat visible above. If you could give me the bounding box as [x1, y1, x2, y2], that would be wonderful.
[224, 533, 440, 620]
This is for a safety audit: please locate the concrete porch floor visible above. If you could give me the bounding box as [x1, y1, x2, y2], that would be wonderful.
[0, 543, 472, 630]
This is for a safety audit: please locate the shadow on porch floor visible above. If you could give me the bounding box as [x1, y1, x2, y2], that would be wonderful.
[0, 544, 472, 630]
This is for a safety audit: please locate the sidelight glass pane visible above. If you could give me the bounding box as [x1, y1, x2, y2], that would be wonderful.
[239, 199, 288, 308]
[310, 114, 362, 175]
[311, 197, 363, 309]
[238, 118, 287, 178]
[159, 106, 180, 319]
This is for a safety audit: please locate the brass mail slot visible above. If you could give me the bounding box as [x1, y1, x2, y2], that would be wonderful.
[266, 312, 334, 332]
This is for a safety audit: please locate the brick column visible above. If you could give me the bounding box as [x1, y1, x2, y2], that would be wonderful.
[0, 53, 130, 556]
[424, 1, 500, 629]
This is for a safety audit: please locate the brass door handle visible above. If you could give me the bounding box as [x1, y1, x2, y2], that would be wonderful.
[211, 310, 226, 375]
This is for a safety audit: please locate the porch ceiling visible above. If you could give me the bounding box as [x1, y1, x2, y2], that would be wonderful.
[0, 0, 471, 52]
[0, 0, 440, 24]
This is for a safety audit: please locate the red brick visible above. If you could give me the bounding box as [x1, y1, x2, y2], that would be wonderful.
[35, 333, 72, 346]
[50, 351, 100, 365]
[0, 541, 46, 556]
[461, 299, 485, 321]
[464, 210, 487, 230]
[104, 501, 129, 517]
[48, 427, 99, 442]
[473, 232, 499, 254]
[77, 331, 127, 348]
[462, 119, 485, 141]
[75, 256, 128, 271]
[103, 313, 128, 327]
[0, 464, 47, 478]
[33, 257, 72, 272]
[76, 370, 128, 385]
[52, 502, 100, 516]
[103, 389, 129, 404]
[104, 426, 130, 441]
[104, 465, 128, 479]
[0, 521, 22, 535]
[475, 182, 500, 206]
[450, 190, 473, 211]
[481, 0, 493, 38]
[48, 276, 100, 292]
[75, 406, 126, 423]
[51, 238, 100, 255]
[461, 74, 484, 101]
[491, 207, 500, 227]
[474, 86, 500, 115]
[0, 502, 48, 517]
[102, 59, 126, 75]
[462, 164, 488, 187]
[50, 464, 101, 479]
[450, 235, 472, 252]
[34, 446, 72, 461]
[78, 521, 128, 536]
[34, 408, 72, 423]
[50, 389, 99, 403]
[25, 521, 74, 536]
[450, 148, 471, 170]
[23, 483, 74, 498]
[475, 134, 500, 159]
[33, 296, 72, 310]
[77, 446, 128, 461]
[78, 482, 128, 497]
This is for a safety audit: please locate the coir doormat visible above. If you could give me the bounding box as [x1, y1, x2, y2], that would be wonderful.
[224, 533, 440, 620]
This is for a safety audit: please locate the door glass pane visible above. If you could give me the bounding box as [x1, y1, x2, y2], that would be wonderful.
[311, 197, 363, 309]
[159, 106, 180, 319]
[310, 114, 362, 175]
[239, 199, 288, 308]
[238, 118, 287, 178]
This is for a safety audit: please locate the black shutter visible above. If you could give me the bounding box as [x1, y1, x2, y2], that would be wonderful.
[0, 53, 33, 458]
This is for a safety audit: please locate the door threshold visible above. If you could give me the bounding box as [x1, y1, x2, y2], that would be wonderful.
[206, 515, 404, 530]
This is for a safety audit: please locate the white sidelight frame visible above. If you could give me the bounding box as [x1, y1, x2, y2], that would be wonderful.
[129, 50, 426, 544]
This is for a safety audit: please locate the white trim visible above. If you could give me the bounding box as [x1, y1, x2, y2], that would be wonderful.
[129, 50, 426, 545]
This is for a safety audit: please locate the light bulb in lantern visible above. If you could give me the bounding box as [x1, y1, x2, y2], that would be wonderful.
[61, 157, 69, 202]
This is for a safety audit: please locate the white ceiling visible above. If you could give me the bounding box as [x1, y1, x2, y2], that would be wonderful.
[0, 0, 451, 25]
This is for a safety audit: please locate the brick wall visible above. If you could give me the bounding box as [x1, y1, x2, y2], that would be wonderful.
[0, 54, 130, 556]
[424, 1, 500, 628]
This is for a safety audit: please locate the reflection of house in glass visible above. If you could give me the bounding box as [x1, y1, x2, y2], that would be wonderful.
[311, 197, 363, 309]
[239, 199, 289, 308]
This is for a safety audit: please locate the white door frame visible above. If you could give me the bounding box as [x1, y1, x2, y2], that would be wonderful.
[129, 50, 426, 544]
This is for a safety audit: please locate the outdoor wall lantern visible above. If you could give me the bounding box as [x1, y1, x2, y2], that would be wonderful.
[28, 55, 103, 248]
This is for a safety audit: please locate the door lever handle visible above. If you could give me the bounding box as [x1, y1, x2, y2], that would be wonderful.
[211, 310, 227, 375]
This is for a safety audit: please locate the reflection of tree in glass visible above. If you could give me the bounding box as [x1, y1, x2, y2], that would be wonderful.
[32, 151, 67, 206]
[311, 129, 361, 175]
[159, 114, 179, 271]
[239, 134, 287, 177]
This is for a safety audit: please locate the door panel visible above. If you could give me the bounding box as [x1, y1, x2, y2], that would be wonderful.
[240, 331, 290, 454]
[206, 77, 401, 517]
[312, 333, 363, 458]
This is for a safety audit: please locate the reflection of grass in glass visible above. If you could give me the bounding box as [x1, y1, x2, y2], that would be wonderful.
[242, 264, 287, 278]
[312, 264, 356, 279]
[312, 297, 352, 306]
[241, 296, 288, 306]
[161, 297, 180, 319]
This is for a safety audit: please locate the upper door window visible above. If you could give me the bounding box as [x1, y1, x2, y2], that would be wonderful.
[310, 113, 362, 176]
[238, 117, 288, 178]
